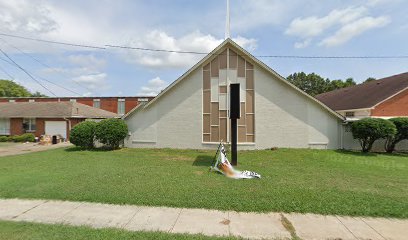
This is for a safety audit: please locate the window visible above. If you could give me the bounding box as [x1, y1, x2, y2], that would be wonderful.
[93, 99, 100, 108]
[118, 99, 125, 115]
[0, 119, 10, 135]
[28, 99, 35, 102]
[23, 118, 36, 132]
[138, 98, 149, 102]
[9, 99, 15, 103]
[70, 99, 76, 102]
[345, 112, 355, 117]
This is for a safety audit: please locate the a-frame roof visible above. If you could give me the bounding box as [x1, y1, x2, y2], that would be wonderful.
[124, 39, 344, 120]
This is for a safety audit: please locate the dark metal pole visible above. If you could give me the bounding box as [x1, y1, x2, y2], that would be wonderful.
[231, 118, 237, 166]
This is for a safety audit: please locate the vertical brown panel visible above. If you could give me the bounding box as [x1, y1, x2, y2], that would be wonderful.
[238, 56, 245, 77]
[246, 114, 254, 134]
[246, 70, 254, 89]
[238, 102, 246, 125]
[246, 90, 254, 113]
[203, 71, 211, 90]
[246, 61, 253, 69]
[211, 103, 219, 125]
[238, 126, 246, 142]
[211, 126, 220, 142]
[229, 50, 237, 69]
[219, 110, 227, 118]
[211, 57, 219, 77]
[203, 63, 210, 70]
[203, 134, 211, 142]
[219, 49, 228, 69]
[220, 118, 227, 142]
[203, 91, 211, 113]
[219, 85, 227, 93]
[246, 135, 255, 142]
[203, 114, 210, 133]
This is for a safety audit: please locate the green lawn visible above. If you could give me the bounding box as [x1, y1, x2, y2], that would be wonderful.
[0, 221, 235, 240]
[0, 147, 407, 218]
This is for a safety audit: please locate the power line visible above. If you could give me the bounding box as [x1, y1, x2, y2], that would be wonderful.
[0, 54, 81, 96]
[0, 48, 57, 97]
[1, 32, 407, 59]
[0, 33, 106, 50]
[0, 38, 93, 93]
[0, 64, 14, 80]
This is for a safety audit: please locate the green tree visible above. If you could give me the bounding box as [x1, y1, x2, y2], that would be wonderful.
[94, 118, 128, 149]
[351, 118, 397, 152]
[364, 77, 376, 83]
[70, 121, 98, 149]
[385, 118, 408, 153]
[0, 79, 32, 97]
[30, 91, 48, 97]
[287, 72, 356, 96]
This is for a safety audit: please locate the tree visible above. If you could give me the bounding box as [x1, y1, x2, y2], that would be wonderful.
[0, 79, 47, 97]
[364, 77, 376, 83]
[287, 72, 356, 96]
[70, 121, 98, 149]
[0, 80, 32, 97]
[351, 118, 397, 152]
[94, 118, 128, 149]
[385, 118, 408, 153]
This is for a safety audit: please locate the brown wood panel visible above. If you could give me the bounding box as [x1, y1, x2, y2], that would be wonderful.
[219, 85, 227, 93]
[246, 114, 254, 134]
[246, 135, 255, 143]
[211, 103, 219, 125]
[220, 118, 227, 142]
[211, 57, 219, 77]
[238, 56, 245, 77]
[211, 126, 219, 142]
[229, 49, 237, 68]
[203, 134, 211, 142]
[203, 114, 210, 133]
[238, 126, 246, 142]
[203, 91, 211, 113]
[219, 49, 228, 69]
[219, 110, 227, 118]
[246, 90, 254, 113]
[246, 70, 254, 89]
[203, 71, 211, 90]
[238, 102, 246, 125]
[246, 61, 253, 69]
[203, 63, 210, 71]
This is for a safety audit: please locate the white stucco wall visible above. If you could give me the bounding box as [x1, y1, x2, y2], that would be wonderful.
[125, 46, 343, 150]
[343, 129, 408, 152]
[254, 66, 342, 150]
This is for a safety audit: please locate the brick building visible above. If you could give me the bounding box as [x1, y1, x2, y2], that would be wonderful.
[0, 102, 117, 139]
[316, 72, 408, 120]
[0, 96, 154, 115]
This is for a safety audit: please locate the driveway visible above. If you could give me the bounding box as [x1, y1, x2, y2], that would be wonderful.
[0, 142, 72, 157]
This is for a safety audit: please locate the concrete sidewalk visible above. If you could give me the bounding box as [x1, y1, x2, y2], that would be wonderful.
[0, 199, 407, 240]
[0, 142, 71, 157]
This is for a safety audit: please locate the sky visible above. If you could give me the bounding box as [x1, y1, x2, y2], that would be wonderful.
[0, 0, 407, 97]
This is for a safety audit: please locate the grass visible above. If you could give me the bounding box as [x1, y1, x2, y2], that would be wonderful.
[0, 142, 20, 148]
[0, 147, 407, 218]
[0, 221, 235, 240]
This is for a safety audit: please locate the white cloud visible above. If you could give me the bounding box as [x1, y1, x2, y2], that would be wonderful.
[0, 0, 57, 34]
[124, 30, 257, 69]
[67, 54, 106, 70]
[285, 6, 367, 39]
[319, 16, 390, 47]
[138, 77, 168, 96]
[285, 5, 391, 48]
[72, 73, 108, 90]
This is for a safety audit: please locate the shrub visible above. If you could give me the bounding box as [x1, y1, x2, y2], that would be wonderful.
[70, 121, 98, 149]
[94, 118, 128, 149]
[0, 136, 9, 142]
[12, 133, 35, 142]
[385, 117, 408, 153]
[351, 118, 396, 152]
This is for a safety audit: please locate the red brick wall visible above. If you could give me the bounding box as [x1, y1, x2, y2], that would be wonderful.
[372, 89, 408, 117]
[0, 97, 154, 114]
[9, 118, 86, 140]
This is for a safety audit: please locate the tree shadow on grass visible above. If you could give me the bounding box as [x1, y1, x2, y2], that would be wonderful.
[64, 146, 115, 152]
[193, 155, 214, 167]
[335, 149, 408, 158]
